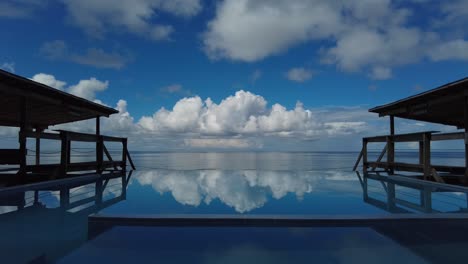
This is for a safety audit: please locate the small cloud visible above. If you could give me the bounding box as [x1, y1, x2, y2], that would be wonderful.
[40, 40, 131, 69]
[286, 67, 313, 83]
[68, 78, 109, 100]
[31, 73, 108, 101]
[249, 69, 262, 85]
[31, 73, 67, 90]
[369, 66, 392, 80]
[0, 1, 46, 19]
[150, 25, 174, 41]
[70, 48, 130, 69]
[1, 62, 15, 73]
[160, 84, 192, 96]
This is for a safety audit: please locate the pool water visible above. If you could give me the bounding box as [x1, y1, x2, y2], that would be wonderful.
[1, 152, 468, 263]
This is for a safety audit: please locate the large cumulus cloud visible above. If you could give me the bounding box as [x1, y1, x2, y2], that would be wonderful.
[138, 90, 368, 139]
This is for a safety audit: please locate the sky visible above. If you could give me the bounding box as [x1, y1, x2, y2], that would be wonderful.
[0, 0, 467, 151]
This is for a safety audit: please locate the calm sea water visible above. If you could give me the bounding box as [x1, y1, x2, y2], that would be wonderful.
[1, 151, 468, 263]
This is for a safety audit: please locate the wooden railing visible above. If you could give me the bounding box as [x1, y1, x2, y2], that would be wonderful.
[22, 130, 135, 178]
[354, 131, 466, 182]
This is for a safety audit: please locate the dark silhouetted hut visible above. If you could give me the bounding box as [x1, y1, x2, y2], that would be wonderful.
[355, 77, 468, 185]
[0, 69, 135, 186]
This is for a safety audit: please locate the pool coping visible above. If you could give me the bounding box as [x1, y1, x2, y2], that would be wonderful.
[88, 212, 468, 239]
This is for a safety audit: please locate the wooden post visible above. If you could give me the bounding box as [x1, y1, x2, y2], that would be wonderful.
[419, 141, 424, 165]
[96, 117, 103, 174]
[67, 140, 71, 164]
[122, 138, 128, 172]
[18, 97, 28, 183]
[423, 132, 431, 181]
[465, 96, 468, 183]
[60, 131, 69, 177]
[388, 115, 395, 175]
[35, 129, 41, 165]
[390, 115, 395, 135]
[362, 138, 368, 173]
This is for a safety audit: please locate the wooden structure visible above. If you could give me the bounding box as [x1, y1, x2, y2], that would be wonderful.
[0, 171, 130, 263]
[0, 69, 135, 186]
[354, 77, 468, 185]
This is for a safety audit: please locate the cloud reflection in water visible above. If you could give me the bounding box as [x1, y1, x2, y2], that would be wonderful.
[135, 170, 356, 213]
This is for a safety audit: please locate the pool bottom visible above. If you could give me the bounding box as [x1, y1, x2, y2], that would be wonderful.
[58, 224, 467, 264]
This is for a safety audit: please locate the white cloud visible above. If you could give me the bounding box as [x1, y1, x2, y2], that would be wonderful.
[40, 40, 131, 69]
[0, 0, 46, 19]
[203, 0, 468, 79]
[428, 39, 468, 61]
[150, 24, 174, 41]
[31, 73, 108, 101]
[10, 72, 446, 150]
[31, 73, 67, 90]
[286, 67, 313, 82]
[62, 0, 201, 40]
[159, 84, 191, 96]
[1, 62, 15, 73]
[369, 66, 392, 80]
[68, 78, 108, 100]
[135, 170, 357, 213]
[203, 0, 341, 62]
[138, 90, 369, 139]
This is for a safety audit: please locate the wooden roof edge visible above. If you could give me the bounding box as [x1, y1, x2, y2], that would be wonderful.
[369, 76, 468, 115]
[0, 69, 118, 116]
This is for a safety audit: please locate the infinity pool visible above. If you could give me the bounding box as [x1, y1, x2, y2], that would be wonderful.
[2, 152, 468, 263]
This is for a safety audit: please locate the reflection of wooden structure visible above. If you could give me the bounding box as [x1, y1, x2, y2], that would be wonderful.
[0, 69, 135, 186]
[0, 171, 130, 263]
[356, 172, 468, 214]
[354, 77, 468, 185]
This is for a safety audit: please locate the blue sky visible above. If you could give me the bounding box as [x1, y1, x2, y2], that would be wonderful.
[1, 0, 467, 151]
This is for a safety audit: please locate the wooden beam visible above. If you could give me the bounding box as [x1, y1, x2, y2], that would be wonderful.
[372, 144, 387, 171]
[125, 148, 136, 171]
[432, 132, 465, 141]
[24, 130, 61, 140]
[364, 131, 438, 143]
[352, 148, 363, 171]
[431, 168, 445, 183]
[103, 144, 118, 170]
